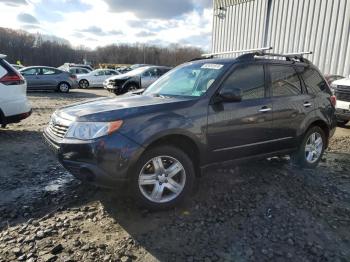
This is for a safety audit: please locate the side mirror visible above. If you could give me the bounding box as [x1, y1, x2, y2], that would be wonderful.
[218, 88, 242, 102]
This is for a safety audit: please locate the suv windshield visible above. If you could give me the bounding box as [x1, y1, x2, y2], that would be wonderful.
[143, 62, 228, 97]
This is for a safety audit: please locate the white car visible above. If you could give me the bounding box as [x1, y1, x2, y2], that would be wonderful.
[331, 77, 350, 126]
[0, 54, 31, 128]
[77, 69, 120, 88]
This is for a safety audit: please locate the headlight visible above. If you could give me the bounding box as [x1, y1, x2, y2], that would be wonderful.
[65, 120, 123, 140]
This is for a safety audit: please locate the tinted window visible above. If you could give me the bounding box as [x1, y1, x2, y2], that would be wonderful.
[221, 64, 265, 101]
[300, 67, 328, 94]
[270, 65, 301, 97]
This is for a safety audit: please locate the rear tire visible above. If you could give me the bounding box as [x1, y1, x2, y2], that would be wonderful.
[130, 145, 195, 210]
[79, 79, 89, 89]
[293, 126, 326, 168]
[58, 82, 70, 93]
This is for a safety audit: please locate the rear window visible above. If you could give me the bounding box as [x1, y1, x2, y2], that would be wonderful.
[300, 67, 329, 94]
[269, 65, 302, 97]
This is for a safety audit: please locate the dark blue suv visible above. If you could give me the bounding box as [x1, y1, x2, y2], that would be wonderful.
[44, 52, 336, 209]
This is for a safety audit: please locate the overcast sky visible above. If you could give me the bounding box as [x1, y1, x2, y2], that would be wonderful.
[0, 0, 213, 50]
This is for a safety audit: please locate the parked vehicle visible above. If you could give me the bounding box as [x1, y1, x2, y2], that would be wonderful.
[77, 69, 120, 88]
[58, 63, 93, 72]
[19, 66, 78, 93]
[0, 54, 31, 128]
[68, 67, 91, 75]
[325, 74, 344, 85]
[330, 77, 350, 126]
[104, 66, 171, 95]
[44, 52, 336, 209]
[11, 64, 24, 70]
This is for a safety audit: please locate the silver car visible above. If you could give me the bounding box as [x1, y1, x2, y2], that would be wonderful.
[19, 66, 78, 93]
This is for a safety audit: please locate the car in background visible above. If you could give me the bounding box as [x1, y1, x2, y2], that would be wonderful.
[325, 74, 344, 85]
[58, 63, 93, 72]
[68, 67, 91, 75]
[77, 69, 120, 88]
[330, 77, 350, 126]
[104, 66, 171, 95]
[19, 66, 78, 93]
[11, 64, 24, 70]
[0, 54, 31, 128]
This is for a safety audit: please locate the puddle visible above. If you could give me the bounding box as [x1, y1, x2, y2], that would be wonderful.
[44, 172, 74, 192]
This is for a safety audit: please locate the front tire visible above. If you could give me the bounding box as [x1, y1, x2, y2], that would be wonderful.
[131, 145, 195, 210]
[293, 126, 326, 168]
[58, 82, 70, 93]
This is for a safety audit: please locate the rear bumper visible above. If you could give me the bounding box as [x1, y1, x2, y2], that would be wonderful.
[43, 130, 143, 188]
[3, 109, 32, 124]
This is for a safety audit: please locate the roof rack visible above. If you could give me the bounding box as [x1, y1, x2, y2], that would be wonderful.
[237, 51, 312, 63]
[201, 47, 273, 58]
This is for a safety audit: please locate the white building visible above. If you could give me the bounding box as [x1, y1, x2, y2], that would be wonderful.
[211, 0, 350, 77]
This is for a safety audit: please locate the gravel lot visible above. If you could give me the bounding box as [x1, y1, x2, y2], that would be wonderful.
[0, 89, 350, 262]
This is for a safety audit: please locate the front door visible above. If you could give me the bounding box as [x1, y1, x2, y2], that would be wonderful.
[207, 63, 274, 163]
[21, 68, 41, 90]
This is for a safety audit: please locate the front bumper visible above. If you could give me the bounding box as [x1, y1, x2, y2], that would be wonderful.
[335, 100, 350, 121]
[43, 129, 143, 188]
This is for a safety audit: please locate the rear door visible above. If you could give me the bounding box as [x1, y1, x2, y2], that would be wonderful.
[207, 62, 274, 162]
[268, 64, 314, 150]
[41, 68, 61, 89]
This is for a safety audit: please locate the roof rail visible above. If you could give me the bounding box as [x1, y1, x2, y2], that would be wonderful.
[237, 51, 313, 63]
[201, 47, 273, 58]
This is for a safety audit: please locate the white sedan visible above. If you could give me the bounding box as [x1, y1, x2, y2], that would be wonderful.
[77, 69, 120, 88]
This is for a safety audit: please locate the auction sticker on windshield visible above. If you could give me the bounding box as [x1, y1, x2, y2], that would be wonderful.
[201, 64, 224, 70]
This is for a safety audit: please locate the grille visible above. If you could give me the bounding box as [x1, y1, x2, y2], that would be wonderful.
[335, 91, 350, 102]
[47, 118, 70, 139]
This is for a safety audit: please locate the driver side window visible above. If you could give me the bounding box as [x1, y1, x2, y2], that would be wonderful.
[221, 64, 265, 101]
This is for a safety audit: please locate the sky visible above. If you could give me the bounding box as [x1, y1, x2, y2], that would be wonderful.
[0, 0, 213, 50]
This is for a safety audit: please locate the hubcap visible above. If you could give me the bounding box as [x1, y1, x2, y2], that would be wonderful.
[60, 83, 69, 92]
[138, 156, 186, 203]
[305, 132, 323, 164]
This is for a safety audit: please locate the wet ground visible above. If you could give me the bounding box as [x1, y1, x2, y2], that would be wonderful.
[0, 89, 349, 262]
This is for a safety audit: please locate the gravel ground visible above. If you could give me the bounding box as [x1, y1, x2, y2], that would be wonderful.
[0, 89, 350, 262]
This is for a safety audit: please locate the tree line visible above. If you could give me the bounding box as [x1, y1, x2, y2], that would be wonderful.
[0, 27, 203, 67]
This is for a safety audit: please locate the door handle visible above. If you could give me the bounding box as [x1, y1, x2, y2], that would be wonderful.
[259, 106, 272, 113]
[303, 102, 312, 107]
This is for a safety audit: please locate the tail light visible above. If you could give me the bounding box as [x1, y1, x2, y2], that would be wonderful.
[330, 95, 336, 106]
[0, 71, 25, 85]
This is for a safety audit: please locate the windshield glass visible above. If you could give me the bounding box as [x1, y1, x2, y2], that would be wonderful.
[143, 62, 227, 97]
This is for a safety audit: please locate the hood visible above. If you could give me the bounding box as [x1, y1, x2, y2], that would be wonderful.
[56, 94, 195, 122]
[332, 78, 350, 86]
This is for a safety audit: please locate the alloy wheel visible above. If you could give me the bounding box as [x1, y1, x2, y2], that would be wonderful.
[138, 156, 186, 203]
[305, 132, 323, 164]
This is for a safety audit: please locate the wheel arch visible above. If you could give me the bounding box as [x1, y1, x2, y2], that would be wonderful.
[132, 133, 202, 177]
[305, 119, 330, 148]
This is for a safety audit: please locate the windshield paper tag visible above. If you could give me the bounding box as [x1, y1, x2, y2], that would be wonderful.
[201, 63, 223, 70]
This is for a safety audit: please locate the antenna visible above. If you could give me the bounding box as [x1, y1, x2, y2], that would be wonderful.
[201, 47, 273, 58]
